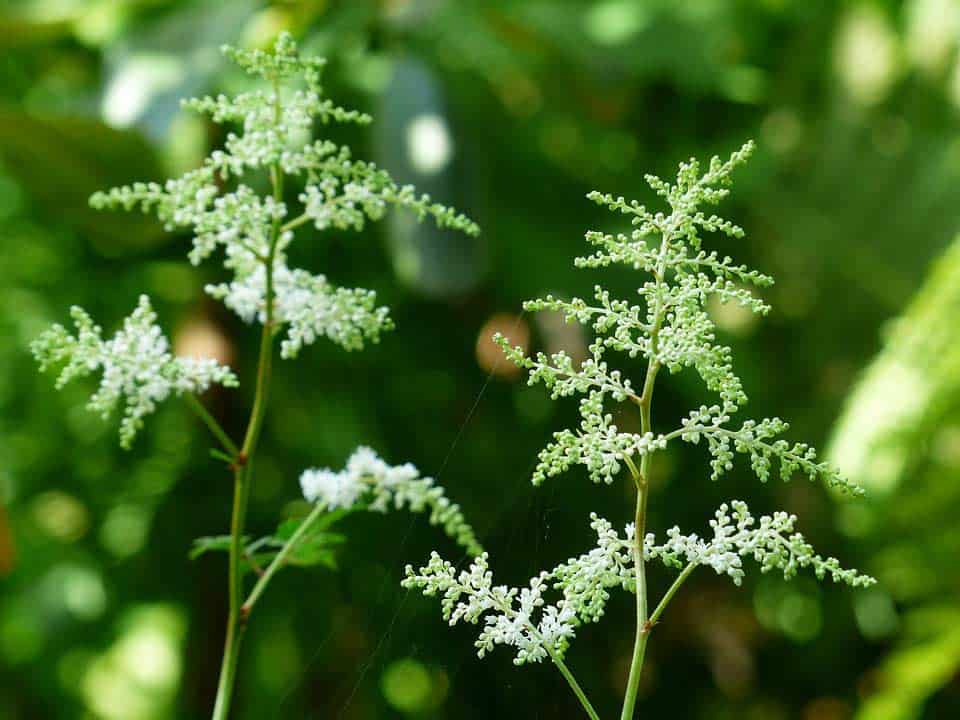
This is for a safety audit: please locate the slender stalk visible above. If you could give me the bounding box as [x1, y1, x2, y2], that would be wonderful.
[211, 327, 273, 720]
[279, 211, 310, 234]
[242, 501, 327, 615]
[619, 355, 662, 720]
[619, 408, 651, 720]
[620, 228, 671, 719]
[210, 78, 285, 720]
[212, 465, 247, 720]
[485, 597, 600, 719]
[184, 393, 239, 458]
[546, 648, 602, 720]
[649, 562, 697, 626]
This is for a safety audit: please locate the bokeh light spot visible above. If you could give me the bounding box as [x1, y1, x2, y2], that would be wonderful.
[406, 114, 452, 175]
[381, 658, 436, 714]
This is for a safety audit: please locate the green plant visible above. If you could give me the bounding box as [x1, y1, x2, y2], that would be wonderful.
[828, 234, 960, 720]
[402, 141, 875, 719]
[30, 34, 480, 720]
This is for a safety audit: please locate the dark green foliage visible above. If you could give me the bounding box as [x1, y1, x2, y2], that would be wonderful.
[3, 2, 960, 719]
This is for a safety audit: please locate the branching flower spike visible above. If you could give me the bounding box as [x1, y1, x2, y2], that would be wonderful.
[34, 33, 480, 720]
[89, 32, 478, 361]
[407, 142, 874, 720]
[300, 447, 482, 556]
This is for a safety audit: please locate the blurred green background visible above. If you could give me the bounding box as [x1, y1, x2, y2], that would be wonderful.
[2, 1, 960, 718]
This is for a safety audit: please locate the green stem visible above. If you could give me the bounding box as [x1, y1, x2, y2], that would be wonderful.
[242, 501, 327, 616]
[620, 431, 650, 720]
[620, 228, 671, 719]
[210, 78, 285, 720]
[212, 466, 247, 720]
[620, 361, 661, 720]
[184, 393, 239, 458]
[546, 648, 602, 720]
[279, 211, 310, 234]
[211, 327, 273, 720]
[487, 598, 600, 719]
[649, 562, 697, 627]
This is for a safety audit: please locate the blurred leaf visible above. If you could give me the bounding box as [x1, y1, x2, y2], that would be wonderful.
[830, 235, 960, 500]
[857, 608, 960, 720]
[274, 509, 348, 569]
[0, 108, 165, 250]
[276, 508, 349, 537]
[829, 235, 960, 717]
[209, 448, 235, 464]
[189, 535, 240, 561]
[0, 18, 72, 49]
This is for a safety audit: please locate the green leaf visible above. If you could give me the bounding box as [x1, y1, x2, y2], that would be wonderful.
[276, 508, 350, 540]
[189, 535, 241, 560]
[273, 509, 349, 569]
[190, 535, 280, 576]
[0, 108, 165, 251]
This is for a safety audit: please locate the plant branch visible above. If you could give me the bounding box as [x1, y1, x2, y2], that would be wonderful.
[649, 562, 697, 627]
[242, 501, 327, 616]
[546, 647, 602, 720]
[619, 433, 650, 720]
[279, 211, 310, 234]
[211, 76, 284, 720]
[620, 229, 671, 720]
[184, 393, 239, 458]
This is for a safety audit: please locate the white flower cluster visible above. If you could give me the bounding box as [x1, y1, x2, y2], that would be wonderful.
[403, 515, 636, 665]
[300, 447, 481, 556]
[406, 503, 872, 666]
[512, 142, 765, 411]
[296, 150, 475, 234]
[411, 145, 873, 687]
[645, 500, 875, 588]
[532, 391, 666, 485]
[670, 405, 862, 494]
[496, 335, 638, 401]
[31, 295, 237, 448]
[207, 262, 392, 359]
[550, 514, 637, 621]
[404, 553, 560, 665]
[89, 33, 477, 361]
[498, 142, 860, 494]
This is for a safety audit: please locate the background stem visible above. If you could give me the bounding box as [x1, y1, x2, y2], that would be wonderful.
[210, 275, 277, 720]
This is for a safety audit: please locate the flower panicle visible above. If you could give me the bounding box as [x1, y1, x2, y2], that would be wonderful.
[86, 32, 478, 372]
[31, 295, 237, 448]
[407, 503, 872, 665]
[300, 446, 482, 556]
